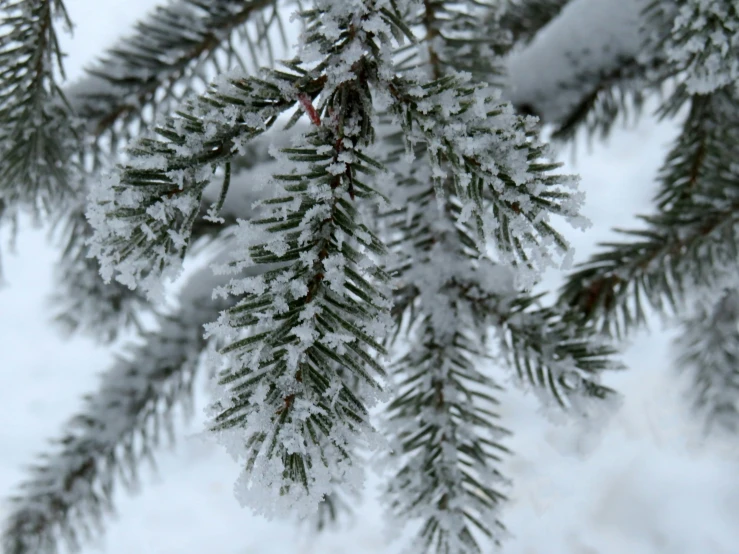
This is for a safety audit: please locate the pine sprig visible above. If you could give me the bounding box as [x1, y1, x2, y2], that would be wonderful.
[68, 0, 285, 157]
[660, 0, 739, 95]
[654, 91, 738, 211]
[388, 74, 584, 285]
[500, 295, 621, 410]
[504, 0, 670, 140]
[675, 288, 739, 434]
[560, 88, 739, 337]
[384, 322, 510, 554]
[2, 1, 638, 552]
[392, 0, 507, 83]
[86, 68, 318, 299]
[1, 269, 227, 554]
[0, 0, 79, 219]
[380, 113, 614, 552]
[381, 155, 513, 553]
[49, 205, 151, 342]
[548, 55, 652, 142]
[207, 124, 393, 517]
[559, 205, 739, 337]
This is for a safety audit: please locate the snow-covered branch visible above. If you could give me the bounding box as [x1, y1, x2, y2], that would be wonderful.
[1, 264, 229, 554]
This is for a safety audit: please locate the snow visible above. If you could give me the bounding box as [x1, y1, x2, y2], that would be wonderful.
[504, 0, 648, 122]
[2, 1, 739, 554]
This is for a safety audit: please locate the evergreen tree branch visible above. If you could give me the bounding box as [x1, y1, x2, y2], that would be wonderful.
[499, 295, 621, 410]
[503, 0, 665, 140]
[675, 288, 739, 434]
[392, 1, 507, 84]
[49, 204, 151, 343]
[558, 204, 739, 337]
[387, 73, 584, 286]
[559, 88, 739, 337]
[380, 12, 515, 545]
[383, 176, 513, 553]
[379, 4, 621, 546]
[67, 0, 285, 157]
[1, 267, 229, 554]
[654, 91, 738, 211]
[384, 320, 510, 554]
[50, 138, 278, 343]
[548, 55, 654, 142]
[87, 67, 320, 299]
[0, 0, 79, 219]
[656, 0, 739, 95]
[207, 124, 393, 517]
[187, 0, 419, 517]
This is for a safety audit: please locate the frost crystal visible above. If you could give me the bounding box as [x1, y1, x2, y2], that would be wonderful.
[665, 0, 739, 94]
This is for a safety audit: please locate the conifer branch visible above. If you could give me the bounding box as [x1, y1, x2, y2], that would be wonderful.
[559, 88, 739, 337]
[208, 125, 393, 517]
[382, 144, 513, 552]
[385, 321, 510, 554]
[658, 0, 739, 95]
[387, 73, 583, 284]
[0, 0, 79, 219]
[50, 205, 151, 342]
[8, 2, 635, 551]
[503, 0, 667, 140]
[393, 1, 506, 84]
[194, 0, 419, 517]
[675, 288, 739, 434]
[87, 69, 317, 298]
[548, 56, 653, 142]
[559, 205, 739, 337]
[1, 268, 227, 554]
[654, 91, 736, 211]
[67, 0, 284, 154]
[378, 3, 622, 546]
[499, 295, 621, 409]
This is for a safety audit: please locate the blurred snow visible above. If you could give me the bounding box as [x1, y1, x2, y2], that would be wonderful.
[1, 1, 738, 553]
[505, 0, 648, 122]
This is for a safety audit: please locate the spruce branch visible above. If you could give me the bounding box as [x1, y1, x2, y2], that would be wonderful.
[559, 88, 739, 337]
[86, 68, 318, 299]
[658, 0, 739, 95]
[67, 0, 285, 155]
[384, 321, 510, 554]
[499, 295, 621, 410]
[503, 0, 668, 141]
[675, 288, 739, 434]
[1, 267, 228, 554]
[197, 0, 421, 517]
[49, 205, 151, 342]
[49, 139, 276, 343]
[393, 1, 507, 84]
[387, 73, 584, 285]
[548, 55, 653, 142]
[383, 181, 513, 553]
[558, 205, 739, 338]
[0, 0, 79, 220]
[654, 91, 738, 211]
[376, 3, 622, 546]
[207, 125, 394, 517]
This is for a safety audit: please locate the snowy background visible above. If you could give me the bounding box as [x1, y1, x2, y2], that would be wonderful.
[1, 1, 738, 553]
